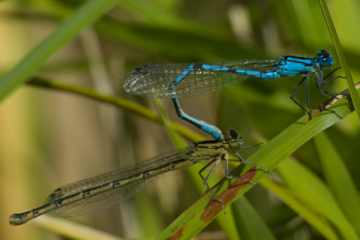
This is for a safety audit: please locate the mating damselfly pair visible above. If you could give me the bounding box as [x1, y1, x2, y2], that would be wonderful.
[10, 49, 340, 226]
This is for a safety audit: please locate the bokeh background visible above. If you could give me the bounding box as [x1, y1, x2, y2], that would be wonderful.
[0, 0, 359, 239]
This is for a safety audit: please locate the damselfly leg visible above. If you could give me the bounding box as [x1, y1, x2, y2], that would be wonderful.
[290, 76, 313, 120]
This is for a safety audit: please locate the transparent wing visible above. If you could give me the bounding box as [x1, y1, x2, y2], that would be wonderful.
[47, 147, 198, 199]
[9, 140, 231, 225]
[123, 60, 279, 98]
[9, 178, 145, 225]
[9, 135, 252, 225]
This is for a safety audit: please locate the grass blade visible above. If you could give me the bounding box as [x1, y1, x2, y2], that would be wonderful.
[260, 177, 338, 240]
[314, 133, 360, 235]
[277, 158, 358, 240]
[318, 0, 360, 120]
[232, 197, 276, 240]
[0, 0, 118, 101]
[34, 215, 122, 240]
[27, 77, 202, 141]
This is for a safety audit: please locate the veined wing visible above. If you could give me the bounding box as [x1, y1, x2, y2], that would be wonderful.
[9, 178, 145, 226]
[123, 60, 279, 98]
[47, 150, 193, 199]
[9, 139, 237, 225]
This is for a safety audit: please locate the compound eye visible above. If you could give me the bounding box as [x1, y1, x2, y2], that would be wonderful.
[228, 129, 239, 139]
[322, 50, 329, 57]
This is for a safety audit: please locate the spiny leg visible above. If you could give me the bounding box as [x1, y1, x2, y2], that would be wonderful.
[319, 74, 346, 97]
[346, 94, 355, 111]
[325, 66, 342, 79]
[221, 153, 231, 180]
[290, 77, 312, 119]
[206, 180, 226, 209]
[316, 67, 344, 97]
[316, 68, 346, 118]
[304, 75, 311, 111]
[198, 157, 219, 191]
[198, 153, 232, 192]
[229, 152, 271, 177]
[322, 67, 342, 92]
[315, 68, 331, 97]
[204, 154, 231, 209]
[318, 74, 347, 97]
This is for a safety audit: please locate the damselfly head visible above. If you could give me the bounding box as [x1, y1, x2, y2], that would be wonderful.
[226, 129, 245, 148]
[227, 129, 240, 140]
[316, 49, 333, 68]
[123, 65, 151, 93]
[229, 129, 238, 139]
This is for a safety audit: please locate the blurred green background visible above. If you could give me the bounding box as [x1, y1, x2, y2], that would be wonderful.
[0, 0, 359, 239]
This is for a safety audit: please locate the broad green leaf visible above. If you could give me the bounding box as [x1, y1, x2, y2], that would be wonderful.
[0, 0, 118, 101]
[319, 0, 360, 120]
[314, 133, 360, 235]
[277, 158, 358, 240]
[260, 177, 338, 240]
[232, 197, 276, 240]
[135, 192, 163, 238]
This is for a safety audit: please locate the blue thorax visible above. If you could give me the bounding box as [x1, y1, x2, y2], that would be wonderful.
[277, 49, 333, 77]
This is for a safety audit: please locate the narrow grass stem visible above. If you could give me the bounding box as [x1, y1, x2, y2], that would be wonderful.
[27, 77, 203, 141]
[319, 0, 360, 120]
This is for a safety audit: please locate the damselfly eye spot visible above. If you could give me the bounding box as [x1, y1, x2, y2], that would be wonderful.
[228, 129, 239, 139]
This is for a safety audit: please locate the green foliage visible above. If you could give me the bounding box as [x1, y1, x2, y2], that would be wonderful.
[278, 158, 357, 240]
[315, 133, 360, 235]
[231, 197, 277, 240]
[0, 0, 118, 100]
[1, 0, 360, 240]
[319, 0, 360, 120]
